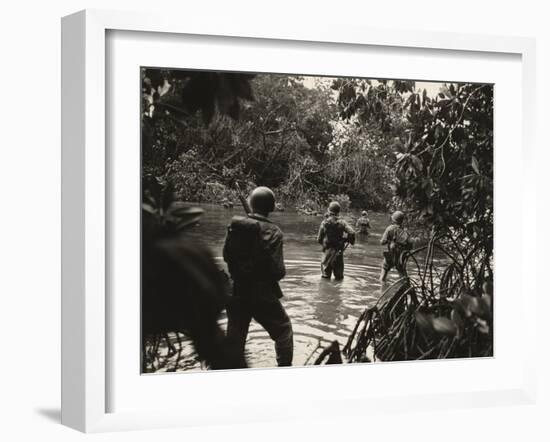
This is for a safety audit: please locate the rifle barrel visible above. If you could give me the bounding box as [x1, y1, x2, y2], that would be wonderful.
[234, 182, 251, 215]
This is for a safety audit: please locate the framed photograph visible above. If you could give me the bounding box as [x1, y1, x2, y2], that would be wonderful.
[62, 9, 537, 432]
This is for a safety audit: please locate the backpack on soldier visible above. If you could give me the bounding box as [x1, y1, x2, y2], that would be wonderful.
[323, 216, 345, 249]
[223, 216, 268, 280]
[391, 226, 412, 251]
[385, 226, 412, 269]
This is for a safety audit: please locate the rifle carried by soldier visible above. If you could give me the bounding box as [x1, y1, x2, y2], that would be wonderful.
[234, 181, 252, 215]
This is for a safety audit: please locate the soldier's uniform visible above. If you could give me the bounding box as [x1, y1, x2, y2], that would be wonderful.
[356, 214, 371, 235]
[317, 212, 355, 280]
[223, 213, 293, 367]
[380, 214, 413, 281]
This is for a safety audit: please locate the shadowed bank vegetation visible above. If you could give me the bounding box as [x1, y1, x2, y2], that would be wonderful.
[142, 71, 397, 211]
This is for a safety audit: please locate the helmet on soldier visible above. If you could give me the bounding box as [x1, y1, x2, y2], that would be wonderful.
[249, 186, 276, 215]
[361, 210, 367, 216]
[328, 201, 341, 215]
[391, 210, 405, 224]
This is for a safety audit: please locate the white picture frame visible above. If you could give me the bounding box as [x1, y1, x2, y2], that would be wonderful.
[61, 9, 537, 433]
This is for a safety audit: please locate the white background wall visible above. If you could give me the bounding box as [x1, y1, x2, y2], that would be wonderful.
[0, 1, 547, 440]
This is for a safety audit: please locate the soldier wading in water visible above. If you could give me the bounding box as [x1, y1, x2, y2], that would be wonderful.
[379, 210, 414, 282]
[355, 210, 371, 238]
[317, 201, 356, 280]
[223, 186, 293, 367]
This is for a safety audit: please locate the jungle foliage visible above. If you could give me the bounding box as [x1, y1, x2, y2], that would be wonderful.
[334, 80, 494, 361]
[142, 70, 400, 210]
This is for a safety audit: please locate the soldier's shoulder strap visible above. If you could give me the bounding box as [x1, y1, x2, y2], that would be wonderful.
[229, 215, 261, 232]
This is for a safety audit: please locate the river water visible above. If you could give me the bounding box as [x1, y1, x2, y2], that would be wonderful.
[151, 204, 404, 372]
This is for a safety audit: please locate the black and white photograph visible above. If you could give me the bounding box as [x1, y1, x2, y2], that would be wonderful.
[141, 69, 494, 373]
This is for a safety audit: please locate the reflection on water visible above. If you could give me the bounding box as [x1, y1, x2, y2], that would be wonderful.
[152, 204, 402, 372]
